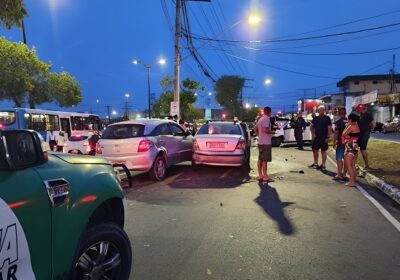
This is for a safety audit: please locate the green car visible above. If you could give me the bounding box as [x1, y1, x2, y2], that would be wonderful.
[0, 130, 132, 279]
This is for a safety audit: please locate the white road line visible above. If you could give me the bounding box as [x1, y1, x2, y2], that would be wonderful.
[219, 169, 233, 179]
[326, 156, 400, 232]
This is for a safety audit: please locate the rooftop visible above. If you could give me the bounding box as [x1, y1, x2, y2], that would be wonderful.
[337, 74, 400, 87]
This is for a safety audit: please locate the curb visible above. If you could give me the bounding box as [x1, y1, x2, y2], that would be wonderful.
[360, 170, 400, 205]
[328, 148, 400, 205]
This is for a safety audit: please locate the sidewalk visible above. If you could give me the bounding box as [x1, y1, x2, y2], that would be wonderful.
[328, 140, 400, 205]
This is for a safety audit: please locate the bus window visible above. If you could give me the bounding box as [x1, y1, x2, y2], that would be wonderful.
[31, 114, 46, 131]
[45, 114, 60, 131]
[0, 111, 16, 127]
[24, 113, 31, 129]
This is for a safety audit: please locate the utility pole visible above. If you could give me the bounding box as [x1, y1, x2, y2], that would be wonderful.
[147, 66, 151, 118]
[390, 54, 397, 93]
[174, 0, 211, 118]
[173, 0, 182, 118]
[105, 105, 111, 121]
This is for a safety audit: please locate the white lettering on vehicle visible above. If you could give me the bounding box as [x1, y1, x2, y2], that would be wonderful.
[0, 199, 35, 280]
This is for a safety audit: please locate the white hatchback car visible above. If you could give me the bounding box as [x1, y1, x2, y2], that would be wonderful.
[63, 133, 99, 155]
[96, 120, 193, 180]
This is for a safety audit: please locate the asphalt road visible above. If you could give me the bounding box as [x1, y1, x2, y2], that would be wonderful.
[123, 147, 400, 280]
[370, 132, 400, 143]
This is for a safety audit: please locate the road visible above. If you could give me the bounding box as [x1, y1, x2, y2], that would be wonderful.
[370, 132, 400, 143]
[123, 147, 400, 280]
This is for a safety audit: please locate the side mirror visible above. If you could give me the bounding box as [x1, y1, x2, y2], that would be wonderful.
[0, 130, 47, 171]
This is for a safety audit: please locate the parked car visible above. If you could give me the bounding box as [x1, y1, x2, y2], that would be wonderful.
[383, 115, 400, 133]
[96, 120, 193, 180]
[0, 129, 132, 279]
[192, 121, 251, 168]
[272, 120, 312, 147]
[63, 133, 100, 155]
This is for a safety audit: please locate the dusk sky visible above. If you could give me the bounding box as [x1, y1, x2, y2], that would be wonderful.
[1, 0, 399, 116]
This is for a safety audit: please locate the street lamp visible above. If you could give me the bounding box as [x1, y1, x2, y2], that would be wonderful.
[132, 58, 166, 118]
[248, 14, 262, 26]
[264, 78, 272, 85]
[112, 110, 117, 116]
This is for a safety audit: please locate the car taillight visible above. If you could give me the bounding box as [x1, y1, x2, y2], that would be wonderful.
[193, 139, 200, 151]
[138, 140, 153, 152]
[96, 143, 102, 154]
[235, 139, 246, 150]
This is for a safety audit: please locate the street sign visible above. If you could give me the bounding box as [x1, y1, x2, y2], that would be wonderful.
[170, 101, 179, 117]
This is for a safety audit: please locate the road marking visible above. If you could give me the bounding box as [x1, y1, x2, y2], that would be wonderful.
[326, 156, 400, 232]
[219, 169, 233, 179]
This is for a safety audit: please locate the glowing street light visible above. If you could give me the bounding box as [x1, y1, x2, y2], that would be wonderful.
[112, 110, 117, 116]
[264, 78, 272, 85]
[248, 14, 262, 26]
[245, 103, 251, 109]
[125, 93, 130, 100]
[208, 92, 212, 96]
[132, 57, 166, 118]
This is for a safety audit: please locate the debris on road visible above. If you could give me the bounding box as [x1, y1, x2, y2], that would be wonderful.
[207, 268, 212, 275]
[220, 202, 223, 207]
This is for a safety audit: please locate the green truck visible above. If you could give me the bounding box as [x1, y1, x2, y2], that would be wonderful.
[0, 129, 132, 279]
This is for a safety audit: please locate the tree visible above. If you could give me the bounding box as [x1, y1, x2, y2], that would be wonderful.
[215, 75, 244, 119]
[152, 75, 203, 121]
[0, 37, 82, 108]
[0, 0, 27, 29]
[0, 37, 48, 107]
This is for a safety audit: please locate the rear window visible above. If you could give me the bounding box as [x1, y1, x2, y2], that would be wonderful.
[0, 111, 16, 126]
[69, 135, 89, 141]
[102, 124, 145, 139]
[197, 123, 241, 135]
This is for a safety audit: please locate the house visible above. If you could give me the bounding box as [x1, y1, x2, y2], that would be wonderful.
[336, 74, 400, 123]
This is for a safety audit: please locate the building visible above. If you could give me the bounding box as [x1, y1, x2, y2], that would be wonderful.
[319, 93, 345, 112]
[337, 74, 400, 123]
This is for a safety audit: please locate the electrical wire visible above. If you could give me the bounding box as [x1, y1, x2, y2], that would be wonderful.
[189, 21, 400, 44]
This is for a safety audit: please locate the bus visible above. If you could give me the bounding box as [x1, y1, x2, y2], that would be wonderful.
[0, 108, 101, 146]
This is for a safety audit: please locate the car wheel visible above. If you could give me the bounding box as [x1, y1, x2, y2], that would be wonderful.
[71, 223, 132, 280]
[192, 160, 200, 169]
[149, 155, 166, 181]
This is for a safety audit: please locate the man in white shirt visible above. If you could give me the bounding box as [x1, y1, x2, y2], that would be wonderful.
[254, 106, 274, 182]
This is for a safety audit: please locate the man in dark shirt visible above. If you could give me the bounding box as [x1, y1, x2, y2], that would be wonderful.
[309, 106, 332, 170]
[290, 113, 307, 150]
[333, 108, 348, 180]
[356, 104, 376, 169]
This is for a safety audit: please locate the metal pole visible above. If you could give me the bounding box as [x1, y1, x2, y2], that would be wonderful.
[21, 18, 27, 44]
[174, 0, 181, 117]
[147, 66, 151, 118]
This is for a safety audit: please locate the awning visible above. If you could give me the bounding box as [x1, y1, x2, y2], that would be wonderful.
[377, 93, 400, 105]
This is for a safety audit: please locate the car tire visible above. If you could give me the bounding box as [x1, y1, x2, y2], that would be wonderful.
[149, 155, 167, 181]
[192, 160, 200, 170]
[70, 223, 132, 280]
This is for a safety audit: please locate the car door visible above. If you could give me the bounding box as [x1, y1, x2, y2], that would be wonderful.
[155, 124, 179, 166]
[169, 123, 193, 163]
[0, 168, 52, 280]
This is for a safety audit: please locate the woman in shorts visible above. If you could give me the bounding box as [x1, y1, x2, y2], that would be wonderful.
[341, 113, 361, 187]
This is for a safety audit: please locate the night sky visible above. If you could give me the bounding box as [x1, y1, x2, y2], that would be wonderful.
[1, 0, 399, 116]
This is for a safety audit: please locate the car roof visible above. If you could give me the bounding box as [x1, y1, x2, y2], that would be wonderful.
[107, 119, 179, 135]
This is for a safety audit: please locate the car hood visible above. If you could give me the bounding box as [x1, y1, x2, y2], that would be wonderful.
[50, 153, 111, 165]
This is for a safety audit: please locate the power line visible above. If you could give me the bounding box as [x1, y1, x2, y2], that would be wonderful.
[269, 9, 400, 40]
[189, 21, 400, 44]
[225, 53, 339, 80]
[259, 46, 400, 56]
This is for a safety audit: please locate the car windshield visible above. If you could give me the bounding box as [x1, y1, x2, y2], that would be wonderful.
[197, 123, 241, 135]
[0, 111, 16, 126]
[69, 135, 89, 141]
[102, 124, 145, 139]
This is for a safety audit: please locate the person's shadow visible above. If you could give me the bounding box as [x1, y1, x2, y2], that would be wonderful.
[254, 183, 295, 235]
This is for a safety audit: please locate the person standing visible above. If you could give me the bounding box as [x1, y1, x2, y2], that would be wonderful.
[342, 113, 361, 187]
[254, 106, 274, 182]
[356, 104, 376, 170]
[309, 106, 332, 171]
[291, 113, 307, 150]
[333, 108, 348, 180]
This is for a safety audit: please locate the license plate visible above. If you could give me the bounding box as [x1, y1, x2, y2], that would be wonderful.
[112, 160, 126, 165]
[207, 142, 226, 149]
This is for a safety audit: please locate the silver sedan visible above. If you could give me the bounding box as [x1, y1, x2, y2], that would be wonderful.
[96, 120, 193, 180]
[192, 122, 251, 167]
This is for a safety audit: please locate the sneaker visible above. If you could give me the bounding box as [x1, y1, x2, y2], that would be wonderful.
[308, 163, 318, 169]
[318, 165, 326, 171]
